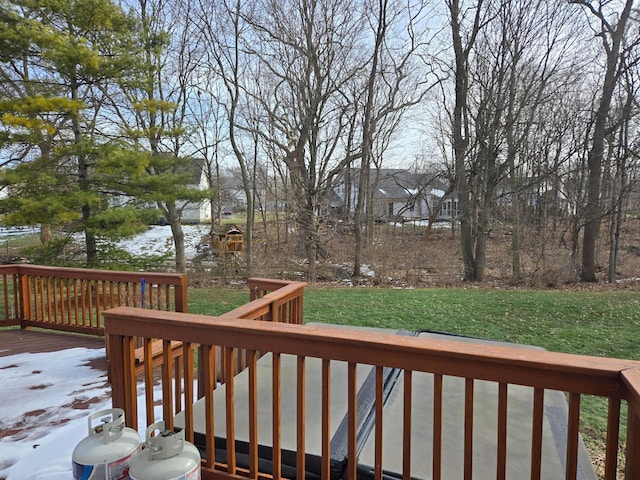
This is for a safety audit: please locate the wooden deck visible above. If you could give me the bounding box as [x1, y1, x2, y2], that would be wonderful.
[0, 328, 108, 370]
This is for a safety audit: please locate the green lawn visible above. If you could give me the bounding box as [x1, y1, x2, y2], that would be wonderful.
[189, 286, 640, 360]
[189, 285, 640, 467]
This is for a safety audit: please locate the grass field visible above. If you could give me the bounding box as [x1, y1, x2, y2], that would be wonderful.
[189, 285, 640, 474]
[190, 286, 640, 360]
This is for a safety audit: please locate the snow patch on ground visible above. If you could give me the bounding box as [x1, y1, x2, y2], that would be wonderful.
[0, 348, 166, 480]
[115, 224, 210, 259]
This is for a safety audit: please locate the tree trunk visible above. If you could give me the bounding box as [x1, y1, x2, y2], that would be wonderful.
[608, 126, 628, 283]
[608, 194, 622, 283]
[167, 203, 186, 273]
[448, 0, 481, 281]
[40, 224, 53, 246]
[300, 195, 318, 282]
[579, 0, 633, 282]
[245, 183, 254, 278]
[70, 76, 97, 266]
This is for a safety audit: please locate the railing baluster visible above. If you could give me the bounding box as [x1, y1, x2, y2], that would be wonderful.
[108, 282, 115, 309]
[79, 279, 87, 325]
[12, 273, 19, 320]
[93, 280, 101, 328]
[100, 281, 107, 324]
[403, 369, 412, 480]
[225, 347, 236, 474]
[347, 362, 358, 480]
[65, 278, 71, 325]
[87, 280, 94, 328]
[566, 392, 581, 480]
[497, 382, 508, 480]
[626, 402, 640, 479]
[174, 351, 183, 413]
[133, 282, 138, 308]
[45, 276, 52, 322]
[73, 279, 79, 325]
[605, 397, 621, 479]
[322, 358, 331, 480]
[2, 274, 9, 320]
[38, 276, 45, 320]
[162, 339, 175, 429]
[203, 344, 216, 470]
[433, 373, 443, 480]
[184, 343, 195, 443]
[464, 378, 474, 480]
[272, 352, 282, 480]
[144, 338, 154, 428]
[32, 277, 37, 320]
[247, 350, 258, 479]
[125, 282, 131, 307]
[52, 277, 59, 324]
[1, 274, 6, 320]
[375, 365, 384, 480]
[297, 356, 307, 480]
[531, 388, 544, 480]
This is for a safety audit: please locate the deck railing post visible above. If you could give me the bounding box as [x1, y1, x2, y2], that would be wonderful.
[108, 332, 126, 412]
[175, 274, 188, 313]
[622, 368, 640, 479]
[626, 406, 640, 479]
[17, 267, 30, 327]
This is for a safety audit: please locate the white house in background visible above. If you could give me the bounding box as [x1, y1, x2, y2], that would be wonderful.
[330, 169, 458, 222]
[179, 158, 212, 224]
[110, 157, 212, 224]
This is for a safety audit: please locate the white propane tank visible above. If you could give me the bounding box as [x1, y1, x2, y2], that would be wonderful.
[72, 408, 141, 480]
[129, 421, 201, 480]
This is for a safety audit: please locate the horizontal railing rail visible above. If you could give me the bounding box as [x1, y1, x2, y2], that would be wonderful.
[198, 278, 307, 390]
[0, 264, 187, 336]
[225, 278, 306, 324]
[105, 307, 640, 480]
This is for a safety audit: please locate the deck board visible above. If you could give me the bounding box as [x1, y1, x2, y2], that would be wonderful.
[0, 328, 110, 447]
[0, 328, 107, 370]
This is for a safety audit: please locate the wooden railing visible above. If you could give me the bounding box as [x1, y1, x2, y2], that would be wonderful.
[0, 264, 187, 336]
[105, 306, 640, 480]
[232, 278, 306, 324]
[200, 278, 307, 388]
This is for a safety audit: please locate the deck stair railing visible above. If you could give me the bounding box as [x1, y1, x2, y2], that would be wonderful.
[105, 305, 640, 480]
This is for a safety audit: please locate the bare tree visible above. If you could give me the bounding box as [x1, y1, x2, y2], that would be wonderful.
[447, 0, 487, 281]
[446, 0, 588, 282]
[351, 0, 440, 278]
[193, 0, 259, 277]
[606, 65, 638, 282]
[242, 0, 364, 282]
[190, 85, 228, 227]
[570, 0, 637, 282]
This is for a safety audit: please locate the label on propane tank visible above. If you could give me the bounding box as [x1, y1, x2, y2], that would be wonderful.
[130, 462, 200, 480]
[72, 451, 134, 480]
[166, 463, 200, 480]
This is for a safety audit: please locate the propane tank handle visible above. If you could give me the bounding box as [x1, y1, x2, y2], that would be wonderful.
[144, 421, 185, 460]
[88, 408, 125, 444]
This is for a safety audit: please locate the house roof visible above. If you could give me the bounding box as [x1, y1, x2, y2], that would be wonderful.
[373, 169, 448, 201]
